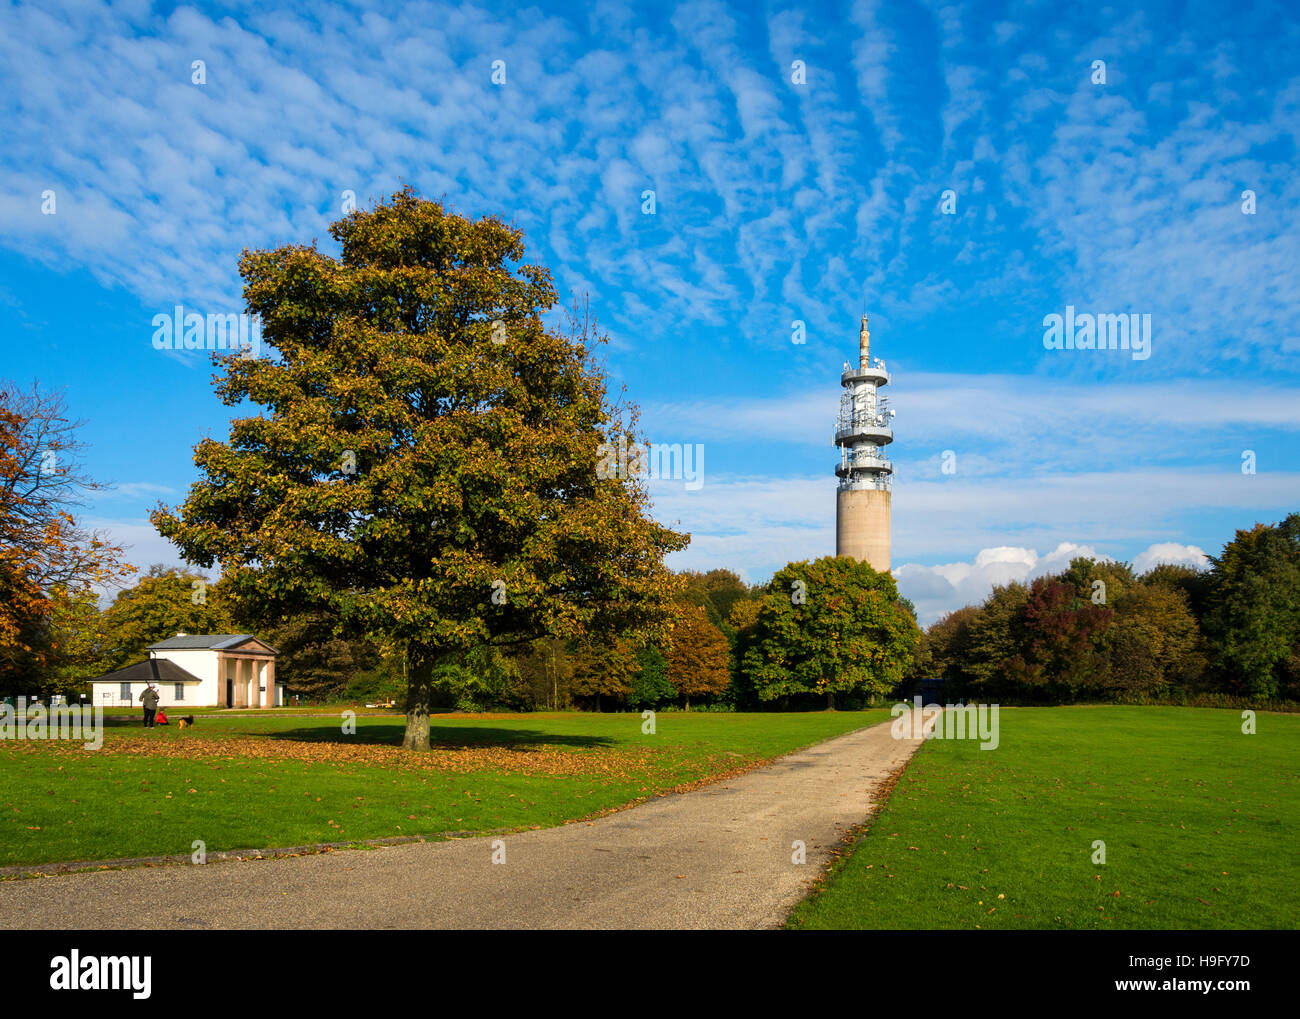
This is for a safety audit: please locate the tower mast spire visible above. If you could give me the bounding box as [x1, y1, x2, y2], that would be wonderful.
[835, 314, 893, 572]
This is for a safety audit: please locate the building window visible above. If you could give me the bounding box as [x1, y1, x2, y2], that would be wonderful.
[120, 682, 131, 700]
[175, 684, 184, 700]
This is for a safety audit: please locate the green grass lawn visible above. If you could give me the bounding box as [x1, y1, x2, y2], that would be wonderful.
[788, 706, 1300, 930]
[0, 709, 886, 868]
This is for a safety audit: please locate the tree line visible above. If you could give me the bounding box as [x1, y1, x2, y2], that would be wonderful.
[6, 557, 920, 714]
[908, 513, 1300, 706]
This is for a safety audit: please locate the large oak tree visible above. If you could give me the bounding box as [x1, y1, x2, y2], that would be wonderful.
[153, 189, 687, 748]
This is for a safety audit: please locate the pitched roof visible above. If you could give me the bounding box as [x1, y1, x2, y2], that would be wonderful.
[90, 658, 204, 685]
[146, 634, 278, 653]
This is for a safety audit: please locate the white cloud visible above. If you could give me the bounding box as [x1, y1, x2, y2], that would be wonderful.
[85, 517, 187, 573]
[1132, 542, 1211, 575]
[895, 541, 1105, 625]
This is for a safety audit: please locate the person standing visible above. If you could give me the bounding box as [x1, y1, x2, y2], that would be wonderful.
[140, 683, 160, 728]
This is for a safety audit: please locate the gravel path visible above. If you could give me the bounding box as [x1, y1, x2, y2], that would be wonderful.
[0, 718, 924, 930]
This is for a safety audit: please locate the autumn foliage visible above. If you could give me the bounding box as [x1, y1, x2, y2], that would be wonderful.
[664, 602, 731, 709]
[152, 189, 687, 747]
[916, 520, 1300, 705]
[0, 382, 131, 689]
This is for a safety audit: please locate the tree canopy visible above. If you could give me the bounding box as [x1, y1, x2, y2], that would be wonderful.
[1204, 514, 1300, 699]
[98, 565, 233, 672]
[664, 601, 731, 709]
[741, 556, 918, 708]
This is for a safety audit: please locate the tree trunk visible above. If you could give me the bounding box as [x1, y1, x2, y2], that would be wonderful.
[826, 690, 835, 711]
[402, 653, 435, 751]
[685, 697, 690, 712]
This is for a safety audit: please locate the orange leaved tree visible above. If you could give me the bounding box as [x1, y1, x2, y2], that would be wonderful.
[665, 602, 731, 710]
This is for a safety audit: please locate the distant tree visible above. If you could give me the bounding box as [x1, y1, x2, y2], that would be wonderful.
[515, 637, 574, 710]
[432, 646, 528, 711]
[910, 604, 981, 692]
[725, 597, 762, 708]
[627, 645, 674, 709]
[99, 565, 234, 671]
[676, 569, 754, 633]
[570, 636, 637, 711]
[1141, 561, 1213, 622]
[1002, 577, 1113, 701]
[262, 614, 375, 702]
[1058, 557, 1137, 608]
[950, 582, 1030, 700]
[664, 602, 731, 710]
[1105, 582, 1205, 696]
[343, 662, 405, 706]
[151, 189, 687, 748]
[35, 586, 108, 697]
[742, 556, 918, 708]
[1203, 514, 1300, 699]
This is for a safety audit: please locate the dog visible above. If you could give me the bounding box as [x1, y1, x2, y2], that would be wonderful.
[177, 716, 196, 729]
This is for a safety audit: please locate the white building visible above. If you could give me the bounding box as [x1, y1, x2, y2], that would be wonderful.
[90, 634, 281, 709]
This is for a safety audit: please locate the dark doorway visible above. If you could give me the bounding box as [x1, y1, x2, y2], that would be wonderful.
[225, 678, 233, 708]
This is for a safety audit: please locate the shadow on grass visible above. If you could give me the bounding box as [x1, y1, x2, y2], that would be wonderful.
[96, 713, 617, 751]
[264, 723, 616, 751]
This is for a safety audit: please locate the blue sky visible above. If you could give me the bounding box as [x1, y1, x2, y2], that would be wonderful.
[2, 0, 1298, 624]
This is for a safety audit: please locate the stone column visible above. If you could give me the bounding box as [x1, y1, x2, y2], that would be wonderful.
[234, 658, 245, 708]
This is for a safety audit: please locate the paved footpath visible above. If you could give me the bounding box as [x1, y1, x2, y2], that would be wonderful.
[0, 719, 925, 930]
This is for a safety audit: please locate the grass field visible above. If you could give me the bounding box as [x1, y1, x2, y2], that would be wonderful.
[787, 706, 1300, 930]
[0, 709, 886, 868]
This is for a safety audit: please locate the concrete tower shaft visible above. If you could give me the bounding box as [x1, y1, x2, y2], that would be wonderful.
[834, 314, 893, 572]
